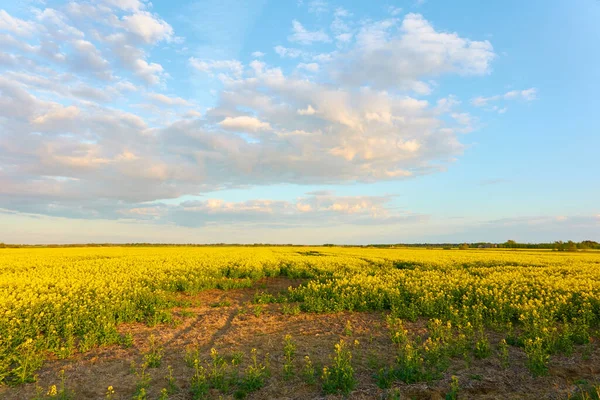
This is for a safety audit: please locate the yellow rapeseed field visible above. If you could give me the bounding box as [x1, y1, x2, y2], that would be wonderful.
[1, 246, 599, 386]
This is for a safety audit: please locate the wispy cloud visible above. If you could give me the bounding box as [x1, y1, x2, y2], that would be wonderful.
[472, 88, 537, 109]
[288, 20, 331, 44]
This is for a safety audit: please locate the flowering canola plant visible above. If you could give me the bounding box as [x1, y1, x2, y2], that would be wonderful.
[0, 246, 599, 383]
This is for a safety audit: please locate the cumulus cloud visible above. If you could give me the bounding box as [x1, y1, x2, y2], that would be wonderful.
[34, 8, 84, 40]
[133, 58, 165, 85]
[70, 39, 112, 79]
[0, 38, 472, 218]
[101, 0, 145, 12]
[147, 93, 192, 106]
[219, 116, 272, 132]
[0, 10, 36, 36]
[32, 104, 80, 126]
[297, 62, 319, 72]
[2, 1, 173, 86]
[0, 5, 537, 230]
[333, 13, 495, 90]
[297, 105, 316, 115]
[121, 11, 174, 44]
[331, 7, 352, 39]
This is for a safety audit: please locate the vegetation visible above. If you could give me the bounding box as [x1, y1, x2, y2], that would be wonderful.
[321, 339, 356, 395]
[0, 246, 599, 397]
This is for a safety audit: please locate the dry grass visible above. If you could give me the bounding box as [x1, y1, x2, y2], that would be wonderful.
[1, 278, 599, 400]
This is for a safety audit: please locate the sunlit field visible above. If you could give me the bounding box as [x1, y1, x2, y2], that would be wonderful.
[1, 246, 599, 399]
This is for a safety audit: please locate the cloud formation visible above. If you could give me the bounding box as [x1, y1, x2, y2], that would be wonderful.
[289, 20, 331, 44]
[472, 88, 537, 106]
[0, 3, 539, 231]
[333, 14, 495, 92]
[118, 192, 425, 228]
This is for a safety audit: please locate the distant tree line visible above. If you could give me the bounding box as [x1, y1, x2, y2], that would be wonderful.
[380, 240, 600, 251]
[0, 241, 598, 250]
[499, 240, 599, 251]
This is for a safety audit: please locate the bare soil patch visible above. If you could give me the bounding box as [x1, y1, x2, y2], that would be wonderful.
[1, 278, 599, 399]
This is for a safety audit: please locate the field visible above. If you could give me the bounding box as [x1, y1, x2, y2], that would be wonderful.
[0, 246, 599, 399]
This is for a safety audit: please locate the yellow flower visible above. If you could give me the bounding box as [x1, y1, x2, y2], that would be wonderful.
[47, 385, 57, 397]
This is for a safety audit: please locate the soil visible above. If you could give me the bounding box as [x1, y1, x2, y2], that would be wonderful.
[1, 278, 598, 400]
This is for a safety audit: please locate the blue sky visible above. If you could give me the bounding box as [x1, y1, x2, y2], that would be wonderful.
[0, 0, 598, 244]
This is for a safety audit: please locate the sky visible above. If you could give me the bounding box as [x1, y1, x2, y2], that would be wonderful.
[0, 0, 599, 244]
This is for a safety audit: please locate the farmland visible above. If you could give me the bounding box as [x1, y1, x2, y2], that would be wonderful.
[0, 246, 599, 399]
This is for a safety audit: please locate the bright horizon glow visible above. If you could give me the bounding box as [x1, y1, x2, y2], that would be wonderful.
[0, 0, 599, 244]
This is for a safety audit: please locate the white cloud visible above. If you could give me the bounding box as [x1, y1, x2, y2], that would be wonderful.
[307, 0, 328, 14]
[331, 7, 352, 37]
[0, 5, 539, 232]
[35, 8, 84, 39]
[297, 105, 316, 115]
[147, 93, 192, 106]
[388, 6, 403, 16]
[121, 11, 174, 44]
[101, 0, 146, 11]
[133, 58, 165, 85]
[451, 112, 476, 133]
[472, 88, 537, 107]
[435, 95, 460, 113]
[70, 40, 111, 79]
[117, 192, 424, 228]
[249, 60, 265, 74]
[313, 52, 336, 62]
[334, 13, 495, 90]
[189, 58, 244, 78]
[0, 60, 467, 216]
[296, 203, 312, 212]
[0, 10, 35, 36]
[202, 65, 463, 179]
[251, 51, 265, 58]
[104, 33, 167, 85]
[297, 62, 319, 72]
[32, 105, 80, 126]
[219, 116, 272, 132]
[451, 113, 471, 126]
[82, 2, 174, 86]
[523, 88, 537, 100]
[183, 110, 202, 119]
[334, 8, 351, 18]
[274, 45, 305, 58]
[336, 33, 353, 43]
[115, 81, 138, 92]
[289, 20, 331, 45]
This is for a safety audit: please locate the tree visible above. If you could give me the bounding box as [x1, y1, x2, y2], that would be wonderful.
[459, 243, 469, 250]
